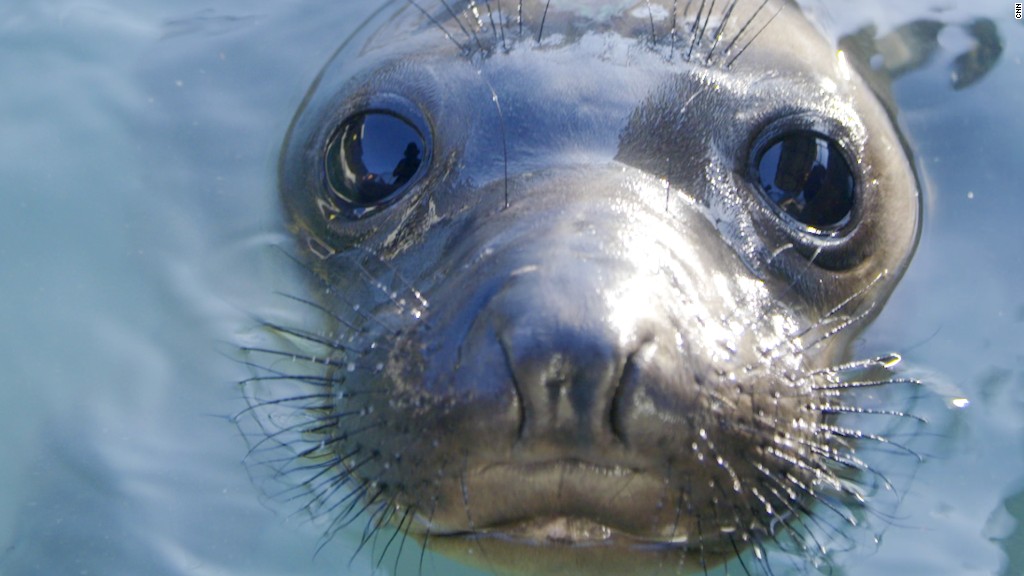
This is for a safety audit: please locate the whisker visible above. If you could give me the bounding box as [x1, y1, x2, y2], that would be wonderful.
[273, 291, 360, 332]
[669, 0, 679, 60]
[719, 0, 769, 60]
[439, 0, 485, 52]
[686, 0, 707, 61]
[725, 1, 782, 68]
[355, 499, 394, 562]
[346, 245, 431, 311]
[237, 346, 347, 368]
[392, 505, 417, 574]
[536, 0, 551, 44]
[695, 0, 718, 57]
[481, 0, 501, 51]
[258, 319, 358, 354]
[727, 532, 755, 575]
[373, 503, 410, 567]
[759, 462, 858, 531]
[816, 402, 926, 424]
[314, 473, 371, 517]
[795, 303, 877, 355]
[705, 0, 738, 65]
[819, 422, 921, 463]
[321, 487, 385, 556]
[784, 271, 886, 351]
[483, 78, 511, 210]
[808, 353, 904, 377]
[406, 0, 468, 52]
[646, 0, 658, 46]
[495, 0, 508, 51]
[239, 372, 385, 396]
[517, 0, 523, 38]
[756, 482, 834, 556]
[236, 391, 335, 415]
[418, 501, 437, 576]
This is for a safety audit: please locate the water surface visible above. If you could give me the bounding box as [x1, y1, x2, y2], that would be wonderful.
[0, 1, 1021, 574]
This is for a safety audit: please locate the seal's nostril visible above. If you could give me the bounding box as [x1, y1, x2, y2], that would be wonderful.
[611, 349, 638, 447]
[609, 359, 631, 447]
[610, 338, 660, 448]
[496, 297, 662, 452]
[493, 285, 628, 449]
[499, 326, 620, 446]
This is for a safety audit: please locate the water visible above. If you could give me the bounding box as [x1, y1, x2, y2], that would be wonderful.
[0, 1, 1020, 574]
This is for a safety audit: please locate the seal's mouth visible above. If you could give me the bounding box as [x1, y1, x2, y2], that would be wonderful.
[405, 458, 707, 548]
[428, 516, 690, 548]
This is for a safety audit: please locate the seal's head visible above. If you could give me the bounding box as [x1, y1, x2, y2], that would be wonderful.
[258, 0, 920, 573]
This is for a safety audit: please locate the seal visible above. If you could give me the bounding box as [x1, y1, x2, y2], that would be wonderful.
[246, 1, 922, 574]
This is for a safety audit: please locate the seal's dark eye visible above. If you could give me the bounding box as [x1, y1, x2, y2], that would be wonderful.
[755, 131, 855, 229]
[325, 111, 424, 208]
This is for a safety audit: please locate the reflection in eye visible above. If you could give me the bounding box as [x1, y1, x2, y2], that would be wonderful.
[325, 112, 424, 208]
[756, 131, 855, 229]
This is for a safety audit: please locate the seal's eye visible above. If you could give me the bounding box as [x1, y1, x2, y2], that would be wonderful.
[755, 131, 855, 230]
[325, 111, 424, 208]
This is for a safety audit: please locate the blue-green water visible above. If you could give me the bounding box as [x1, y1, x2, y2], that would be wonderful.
[0, 1, 1021, 574]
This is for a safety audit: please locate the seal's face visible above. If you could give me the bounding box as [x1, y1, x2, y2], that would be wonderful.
[266, 0, 920, 573]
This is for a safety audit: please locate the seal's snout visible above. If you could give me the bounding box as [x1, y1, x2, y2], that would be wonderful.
[445, 180, 691, 462]
[490, 267, 637, 452]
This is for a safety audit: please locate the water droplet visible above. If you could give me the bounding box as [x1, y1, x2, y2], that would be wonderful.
[880, 353, 902, 368]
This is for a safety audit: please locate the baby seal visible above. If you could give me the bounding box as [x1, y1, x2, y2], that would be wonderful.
[244, 0, 921, 574]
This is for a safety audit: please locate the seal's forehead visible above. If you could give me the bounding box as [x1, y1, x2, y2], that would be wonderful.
[509, 0, 650, 21]
[378, 0, 657, 47]
[405, 0, 662, 25]
[366, 0, 793, 70]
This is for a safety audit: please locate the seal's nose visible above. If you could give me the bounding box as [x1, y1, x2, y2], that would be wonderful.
[489, 267, 637, 452]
